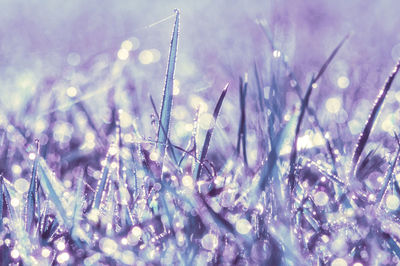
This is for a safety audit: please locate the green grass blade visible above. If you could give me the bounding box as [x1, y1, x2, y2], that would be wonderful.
[351, 59, 400, 178]
[194, 83, 229, 180]
[157, 9, 180, 160]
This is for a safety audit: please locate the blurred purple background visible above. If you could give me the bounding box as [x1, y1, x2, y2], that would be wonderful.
[1, 0, 400, 144]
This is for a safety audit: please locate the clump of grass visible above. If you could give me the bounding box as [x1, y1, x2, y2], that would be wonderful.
[2, 9, 400, 266]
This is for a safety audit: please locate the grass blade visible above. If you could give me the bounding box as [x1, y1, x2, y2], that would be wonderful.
[351, 59, 400, 178]
[93, 148, 112, 210]
[194, 83, 229, 180]
[236, 75, 248, 166]
[376, 134, 400, 205]
[0, 175, 3, 230]
[288, 77, 314, 192]
[287, 35, 348, 191]
[157, 9, 180, 161]
[26, 139, 40, 232]
[38, 158, 69, 225]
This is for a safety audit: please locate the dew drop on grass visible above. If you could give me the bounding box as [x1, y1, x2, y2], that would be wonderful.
[236, 219, 252, 235]
[121, 250, 135, 264]
[14, 178, 29, 193]
[201, 233, 218, 250]
[99, 237, 118, 255]
[386, 194, 400, 210]
[182, 175, 194, 188]
[118, 49, 129, 60]
[11, 164, 22, 175]
[337, 76, 350, 89]
[57, 241, 66, 251]
[66, 86, 77, 97]
[41, 247, 51, 258]
[10, 198, 19, 207]
[331, 258, 347, 266]
[314, 191, 329, 206]
[121, 40, 133, 51]
[139, 50, 154, 64]
[10, 249, 19, 259]
[57, 252, 70, 264]
[325, 97, 341, 114]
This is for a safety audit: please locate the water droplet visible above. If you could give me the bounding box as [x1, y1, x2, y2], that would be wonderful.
[56, 252, 70, 263]
[386, 195, 400, 210]
[331, 258, 347, 266]
[10, 249, 19, 259]
[325, 97, 341, 114]
[236, 219, 252, 235]
[14, 178, 29, 193]
[337, 76, 350, 89]
[201, 233, 218, 250]
[314, 191, 329, 206]
[99, 237, 118, 255]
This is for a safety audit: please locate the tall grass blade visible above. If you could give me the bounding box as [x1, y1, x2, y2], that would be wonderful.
[236, 75, 248, 166]
[157, 9, 180, 161]
[194, 83, 229, 180]
[26, 139, 40, 232]
[351, 59, 400, 178]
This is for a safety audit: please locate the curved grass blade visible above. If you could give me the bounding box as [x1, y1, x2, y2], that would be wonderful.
[26, 139, 40, 232]
[351, 59, 400, 178]
[157, 9, 180, 161]
[194, 83, 229, 180]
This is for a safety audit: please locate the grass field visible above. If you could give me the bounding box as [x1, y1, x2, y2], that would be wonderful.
[1, 1, 400, 265]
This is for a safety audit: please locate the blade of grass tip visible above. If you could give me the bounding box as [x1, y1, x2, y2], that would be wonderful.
[157, 9, 179, 163]
[38, 158, 69, 225]
[313, 34, 349, 83]
[376, 133, 400, 205]
[351, 59, 400, 178]
[194, 83, 229, 180]
[288, 77, 315, 192]
[26, 139, 40, 232]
